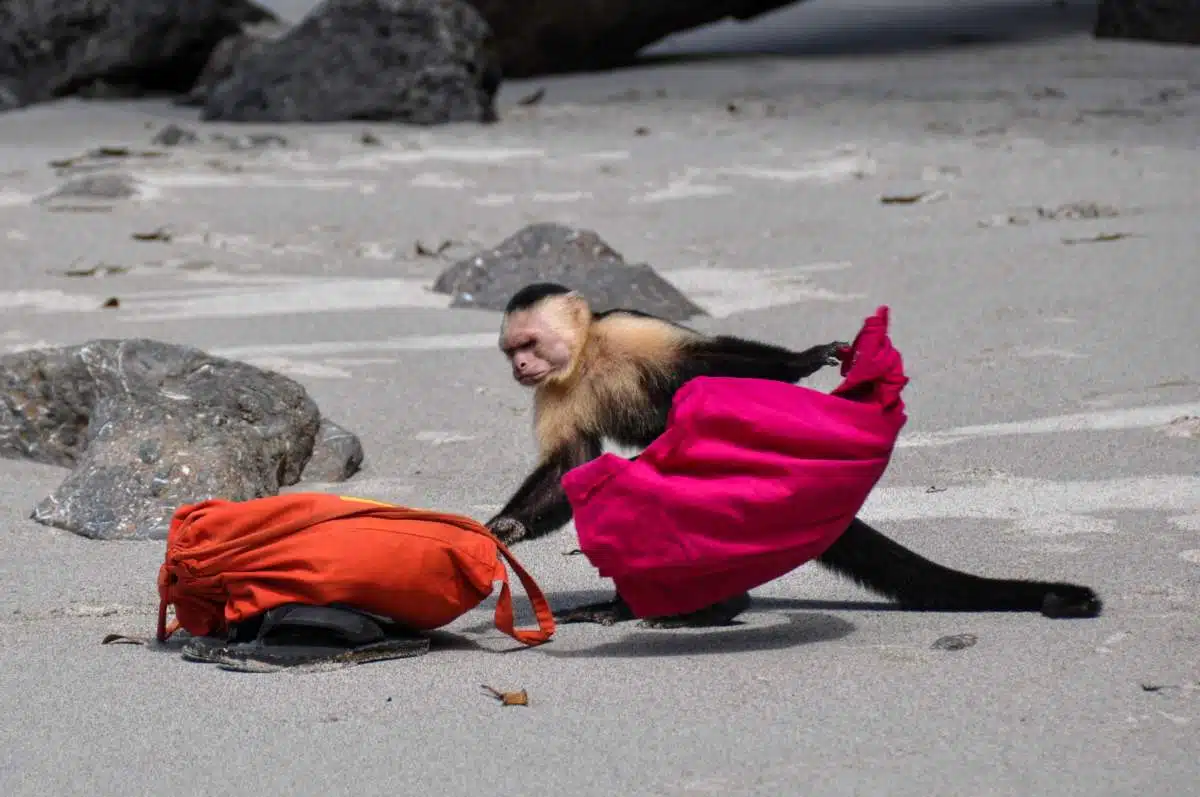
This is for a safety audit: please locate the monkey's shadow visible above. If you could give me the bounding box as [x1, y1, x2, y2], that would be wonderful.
[504, 590, 878, 658]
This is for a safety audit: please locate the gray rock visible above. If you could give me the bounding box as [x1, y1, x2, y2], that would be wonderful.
[201, 0, 501, 125]
[175, 18, 290, 108]
[148, 124, 289, 151]
[0, 339, 363, 541]
[0, 0, 277, 112]
[302, 420, 367, 482]
[931, 634, 978, 651]
[210, 132, 290, 151]
[151, 124, 201, 148]
[1095, 0, 1200, 44]
[35, 172, 142, 205]
[432, 223, 707, 321]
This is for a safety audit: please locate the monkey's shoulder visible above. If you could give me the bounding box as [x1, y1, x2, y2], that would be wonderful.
[590, 309, 699, 361]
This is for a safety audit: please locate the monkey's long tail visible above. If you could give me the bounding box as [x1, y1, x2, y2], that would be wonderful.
[815, 519, 1103, 618]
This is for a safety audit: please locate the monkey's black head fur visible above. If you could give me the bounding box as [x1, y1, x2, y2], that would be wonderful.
[504, 283, 573, 314]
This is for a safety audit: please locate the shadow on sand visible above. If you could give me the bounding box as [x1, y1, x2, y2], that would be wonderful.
[463, 589, 882, 659]
[538, 611, 856, 658]
[507, 0, 1100, 83]
[639, 0, 1097, 63]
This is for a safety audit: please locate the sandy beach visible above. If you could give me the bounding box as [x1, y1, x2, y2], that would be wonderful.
[1, 2, 1198, 795]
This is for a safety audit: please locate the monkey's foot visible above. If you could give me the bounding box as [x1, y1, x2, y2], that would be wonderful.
[486, 517, 527, 546]
[1041, 584, 1104, 619]
[638, 592, 752, 629]
[556, 595, 635, 626]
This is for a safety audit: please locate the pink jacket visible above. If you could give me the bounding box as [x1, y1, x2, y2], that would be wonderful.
[561, 306, 909, 618]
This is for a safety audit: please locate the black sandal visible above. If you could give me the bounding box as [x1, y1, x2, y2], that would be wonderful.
[180, 603, 431, 671]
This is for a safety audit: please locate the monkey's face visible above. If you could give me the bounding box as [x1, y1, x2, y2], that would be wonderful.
[499, 308, 576, 388]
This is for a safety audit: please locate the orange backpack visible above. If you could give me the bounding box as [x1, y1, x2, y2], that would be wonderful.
[156, 493, 556, 650]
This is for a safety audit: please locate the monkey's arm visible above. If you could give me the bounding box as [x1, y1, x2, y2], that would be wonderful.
[487, 433, 604, 544]
[688, 337, 846, 383]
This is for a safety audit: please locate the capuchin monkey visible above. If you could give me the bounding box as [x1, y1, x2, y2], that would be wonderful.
[485, 282, 1102, 628]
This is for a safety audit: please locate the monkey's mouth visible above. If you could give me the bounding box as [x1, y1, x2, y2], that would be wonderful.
[516, 372, 548, 386]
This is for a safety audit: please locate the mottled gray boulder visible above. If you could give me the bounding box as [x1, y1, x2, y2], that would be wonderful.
[462, 0, 797, 78]
[1094, 0, 1200, 44]
[432, 223, 707, 322]
[0, 340, 363, 541]
[302, 420, 367, 482]
[176, 18, 290, 108]
[201, 0, 501, 124]
[0, 0, 276, 112]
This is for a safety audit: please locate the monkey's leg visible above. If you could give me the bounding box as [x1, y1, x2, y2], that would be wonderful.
[697, 337, 847, 382]
[638, 591, 752, 629]
[816, 518, 1103, 618]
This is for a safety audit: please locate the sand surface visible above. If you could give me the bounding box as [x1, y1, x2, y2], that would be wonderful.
[1, 3, 1198, 796]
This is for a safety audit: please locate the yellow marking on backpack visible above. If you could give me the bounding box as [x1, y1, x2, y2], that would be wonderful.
[338, 495, 396, 507]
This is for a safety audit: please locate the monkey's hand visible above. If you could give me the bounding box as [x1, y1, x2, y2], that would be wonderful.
[487, 516, 528, 546]
[790, 340, 852, 380]
[827, 341, 852, 366]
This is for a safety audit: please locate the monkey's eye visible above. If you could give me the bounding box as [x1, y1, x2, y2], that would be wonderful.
[502, 340, 535, 357]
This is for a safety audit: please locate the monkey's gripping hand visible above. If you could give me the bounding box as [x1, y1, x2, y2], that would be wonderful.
[487, 516, 528, 545]
[783, 340, 851, 381]
[826, 341, 852, 367]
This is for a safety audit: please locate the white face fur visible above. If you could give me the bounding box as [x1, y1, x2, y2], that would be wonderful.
[499, 300, 580, 387]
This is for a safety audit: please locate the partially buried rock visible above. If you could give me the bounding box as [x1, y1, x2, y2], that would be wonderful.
[931, 633, 978, 651]
[151, 124, 201, 148]
[201, 0, 501, 124]
[0, 340, 364, 540]
[432, 223, 706, 322]
[35, 172, 142, 206]
[0, 0, 277, 112]
[1163, 415, 1200, 439]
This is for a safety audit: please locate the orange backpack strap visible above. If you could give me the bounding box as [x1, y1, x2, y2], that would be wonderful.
[490, 539, 557, 646]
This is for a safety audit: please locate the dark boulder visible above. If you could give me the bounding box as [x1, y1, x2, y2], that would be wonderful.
[201, 0, 501, 124]
[0, 0, 276, 112]
[1094, 0, 1200, 44]
[462, 0, 798, 78]
[176, 18, 290, 108]
[303, 419, 367, 482]
[0, 339, 363, 541]
[432, 222, 707, 322]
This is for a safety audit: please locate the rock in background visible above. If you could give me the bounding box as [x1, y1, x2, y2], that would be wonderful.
[462, 0, 798, 78]
[201, 0, 501, 124]
[1094, 0, 1200, 44]
[0, 0, 276, 112]
[303, 419, 367, 482]
[432, 222, 707, 322]
[176, 17, 291, 108]
[0, 339, 364, 541]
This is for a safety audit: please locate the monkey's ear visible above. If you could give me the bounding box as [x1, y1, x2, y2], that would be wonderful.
[564, 291, 591, 321]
